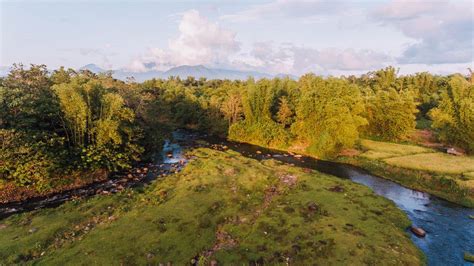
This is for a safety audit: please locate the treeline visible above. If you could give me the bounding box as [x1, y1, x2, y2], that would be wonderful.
[1, 64, 473, 190]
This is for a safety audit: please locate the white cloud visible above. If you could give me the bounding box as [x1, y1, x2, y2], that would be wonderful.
[372, 0, 473, 64]
[129, 9, 240, 72]
[236, 42, 392, 75]
[220, 0, 342, 22]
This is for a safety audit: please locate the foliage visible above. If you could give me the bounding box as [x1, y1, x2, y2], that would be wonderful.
[364, 88, 418, 140]
[292, 75, 367, 158]
[430, 74, 474, 153]
[1, 63, 470, 191]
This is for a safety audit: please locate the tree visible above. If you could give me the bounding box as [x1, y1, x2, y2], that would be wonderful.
[276, 96, 293, 127]
[292, 75, 367, 158]
[221, 91, 243, 125]
[53, 76, 141, 171]
[430, 74, 474, 153]
[0, 64, 59, 131]
[364, 88, 418, 140]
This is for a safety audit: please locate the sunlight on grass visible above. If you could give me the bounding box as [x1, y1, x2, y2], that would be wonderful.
[360, 139, 432, 156]
[384, 153, 474, 175]
[0, 148, 423, 265]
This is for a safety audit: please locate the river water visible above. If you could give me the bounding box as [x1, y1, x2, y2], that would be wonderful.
[1, 130, 473, 265]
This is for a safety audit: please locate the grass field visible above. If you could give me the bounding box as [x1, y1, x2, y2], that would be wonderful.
[348, 139, 474, 206]
[384, 153, 474, 175]
[359, 139, 432, 159]
[359, 139, 474, 180]
[0, 148, 423, 265]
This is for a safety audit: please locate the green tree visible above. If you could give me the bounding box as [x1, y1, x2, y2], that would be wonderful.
[430, 74, 474, 153]
[292, 75, 367, 157]
[276, 96, 293, 127]
[364, 89, 418, 140]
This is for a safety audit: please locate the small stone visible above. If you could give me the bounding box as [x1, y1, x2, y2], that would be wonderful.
[410, 226, 426, 237]
[28, 227, 38, 233]
[256, 150, 262, 154]
[127, 174, 133, 178]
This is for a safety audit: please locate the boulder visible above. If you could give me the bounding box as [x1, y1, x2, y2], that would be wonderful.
[464, 252, 474, 263]
[410, 226, 426, 237]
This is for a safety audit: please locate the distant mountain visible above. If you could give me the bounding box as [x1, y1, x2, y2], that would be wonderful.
[79, 63, 106, 73]
[162, 65, 273, 80]
[78, 64, 296, 82]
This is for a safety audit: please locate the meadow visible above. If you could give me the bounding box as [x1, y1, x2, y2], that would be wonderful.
[0, 148, 423, 265]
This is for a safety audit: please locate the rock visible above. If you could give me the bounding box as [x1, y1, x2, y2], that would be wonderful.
[464, 252, 474, 262]
[328, 185, 345, 193]
[28, 227, 38, 233]
[307, 202, 319, 212]
[256, 150, 262, 154]
[446, 147, 464, 156]
[410, 226, 426, 237]
[143, 167, 148, 172]
[136, 169, 141, 174]
[127, 173, 133, 178]
[303, 168, 312, 173]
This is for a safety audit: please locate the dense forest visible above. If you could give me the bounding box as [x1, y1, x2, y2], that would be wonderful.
[1, 64, 473, 191]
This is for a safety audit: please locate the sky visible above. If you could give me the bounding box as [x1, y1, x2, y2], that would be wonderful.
[1, 0, 473, 76]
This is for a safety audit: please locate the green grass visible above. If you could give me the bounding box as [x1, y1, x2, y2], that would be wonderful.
[384, 153, 474, 175]
[356, 139, 474, 197]
[359, 139, 432, 157]
[0, 148, 423, 265]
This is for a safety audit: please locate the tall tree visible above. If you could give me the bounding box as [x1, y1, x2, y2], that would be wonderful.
[430, 74, 474, 153]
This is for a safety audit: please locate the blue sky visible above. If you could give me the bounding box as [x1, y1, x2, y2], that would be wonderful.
[1, 0, 472, 75]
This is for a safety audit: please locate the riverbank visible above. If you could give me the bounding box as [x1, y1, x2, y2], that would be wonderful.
[336, 139, 474, 208]
[0, 148, 424, 265]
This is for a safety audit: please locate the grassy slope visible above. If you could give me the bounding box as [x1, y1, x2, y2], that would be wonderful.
[340, 139, 474, 207]
[0, 148, 423, 265]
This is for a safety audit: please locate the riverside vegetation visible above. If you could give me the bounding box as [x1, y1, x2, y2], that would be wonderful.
[0, 64, 473, 263]
[0, 148, 424, 265]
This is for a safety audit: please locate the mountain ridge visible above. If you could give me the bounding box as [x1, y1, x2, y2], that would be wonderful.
[80, 64, 297, 81]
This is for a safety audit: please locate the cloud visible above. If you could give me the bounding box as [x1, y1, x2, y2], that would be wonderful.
[372, 0, 473, 64]
[220, 0, 342, 22]
[129, 8, 392, 75]
[236, 42, 391, 75]
[129, 9, 240, 72]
